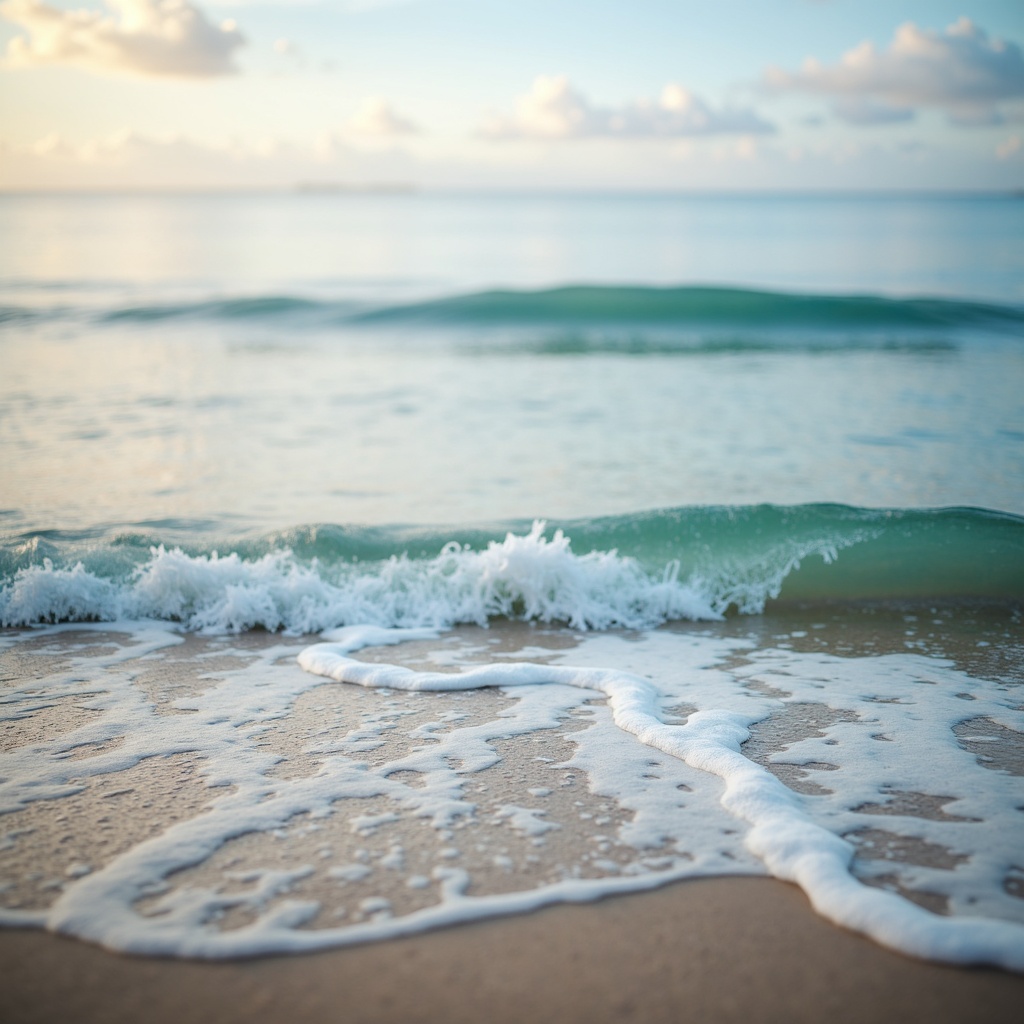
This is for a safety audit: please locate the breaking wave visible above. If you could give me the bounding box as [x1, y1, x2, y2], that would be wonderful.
[2, 506, 1021, 633]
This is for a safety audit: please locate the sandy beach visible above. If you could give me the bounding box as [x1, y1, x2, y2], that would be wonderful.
[4, 875, 1022, 1024]
[2, 614, 1023, 1020]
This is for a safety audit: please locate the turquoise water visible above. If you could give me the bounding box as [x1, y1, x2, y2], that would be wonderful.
[1, 192, 1023, 622]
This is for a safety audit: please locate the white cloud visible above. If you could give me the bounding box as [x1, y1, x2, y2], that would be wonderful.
[0, 128, 419, 188]
[766, 19, 1024, 125]
[0, 0, 245, 77]
[5, 125, 1022, 192]
[347, 97, 418, 137]
[480, 75, 773, 139]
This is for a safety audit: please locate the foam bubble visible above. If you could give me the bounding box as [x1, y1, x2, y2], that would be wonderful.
[0, 524, 723, 632]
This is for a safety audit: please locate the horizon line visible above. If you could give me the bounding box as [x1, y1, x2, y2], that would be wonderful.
[0, 185, 1021, 199]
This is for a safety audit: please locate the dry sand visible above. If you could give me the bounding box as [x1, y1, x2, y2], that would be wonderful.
[3, 876, 1022, 1024]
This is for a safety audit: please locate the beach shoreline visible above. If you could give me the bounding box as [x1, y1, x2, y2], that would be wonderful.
[2, 606, 1023, 1011]
[4, 875, 1022, 1024]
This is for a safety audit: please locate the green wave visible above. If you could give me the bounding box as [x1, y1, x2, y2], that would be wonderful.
[6, 286, 1023, 339]
[351, 286, 1024, 334]
[100, 296, 330, 322]
[3, 505, 1022, 609]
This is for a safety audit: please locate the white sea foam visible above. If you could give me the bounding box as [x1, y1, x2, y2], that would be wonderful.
[1, 620, 1022, 968]
[300, 630, 1024, 969]
[0, 522, 872, 633]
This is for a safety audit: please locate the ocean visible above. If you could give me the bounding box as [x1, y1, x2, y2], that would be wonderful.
[1, 191, 1023, 968]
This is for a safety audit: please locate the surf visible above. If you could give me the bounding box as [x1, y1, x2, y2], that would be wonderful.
[3, 506, 1022, 633]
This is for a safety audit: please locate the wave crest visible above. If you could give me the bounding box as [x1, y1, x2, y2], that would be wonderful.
[0, 523, 722, 632]
[6, 286, 1023, 339]
[4, 507, 1020, 633]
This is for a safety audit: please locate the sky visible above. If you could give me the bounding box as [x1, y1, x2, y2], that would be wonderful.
[1, 0, 1023, 190]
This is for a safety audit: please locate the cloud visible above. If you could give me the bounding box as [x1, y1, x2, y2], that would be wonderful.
[6, 124, 1023, 192]
[0, 128, 419, 188]
[480, 75, 773, 139]
[0, 0, 245, 76]
[347, 97, 418, 137]
[766, 19, 1024, 126]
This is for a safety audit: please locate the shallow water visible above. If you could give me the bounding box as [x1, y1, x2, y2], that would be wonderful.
[2, 193, 1024, 534]
[4, 321, 1024, 533]
[1, 610, 1021, 966]
[1, 191, 1023, 967]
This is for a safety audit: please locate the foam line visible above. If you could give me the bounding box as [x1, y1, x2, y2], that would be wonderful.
[299, 639, 1024, 971]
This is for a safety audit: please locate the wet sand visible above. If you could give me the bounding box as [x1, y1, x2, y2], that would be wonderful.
[4, 875, 1022, 1024]
[2, 610, 1022, 1021]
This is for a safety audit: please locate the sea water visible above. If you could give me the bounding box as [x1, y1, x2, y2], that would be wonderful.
[0, 192, 1023, 967]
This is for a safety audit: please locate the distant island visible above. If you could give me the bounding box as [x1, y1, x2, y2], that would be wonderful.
[294, 181, 417, 194]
